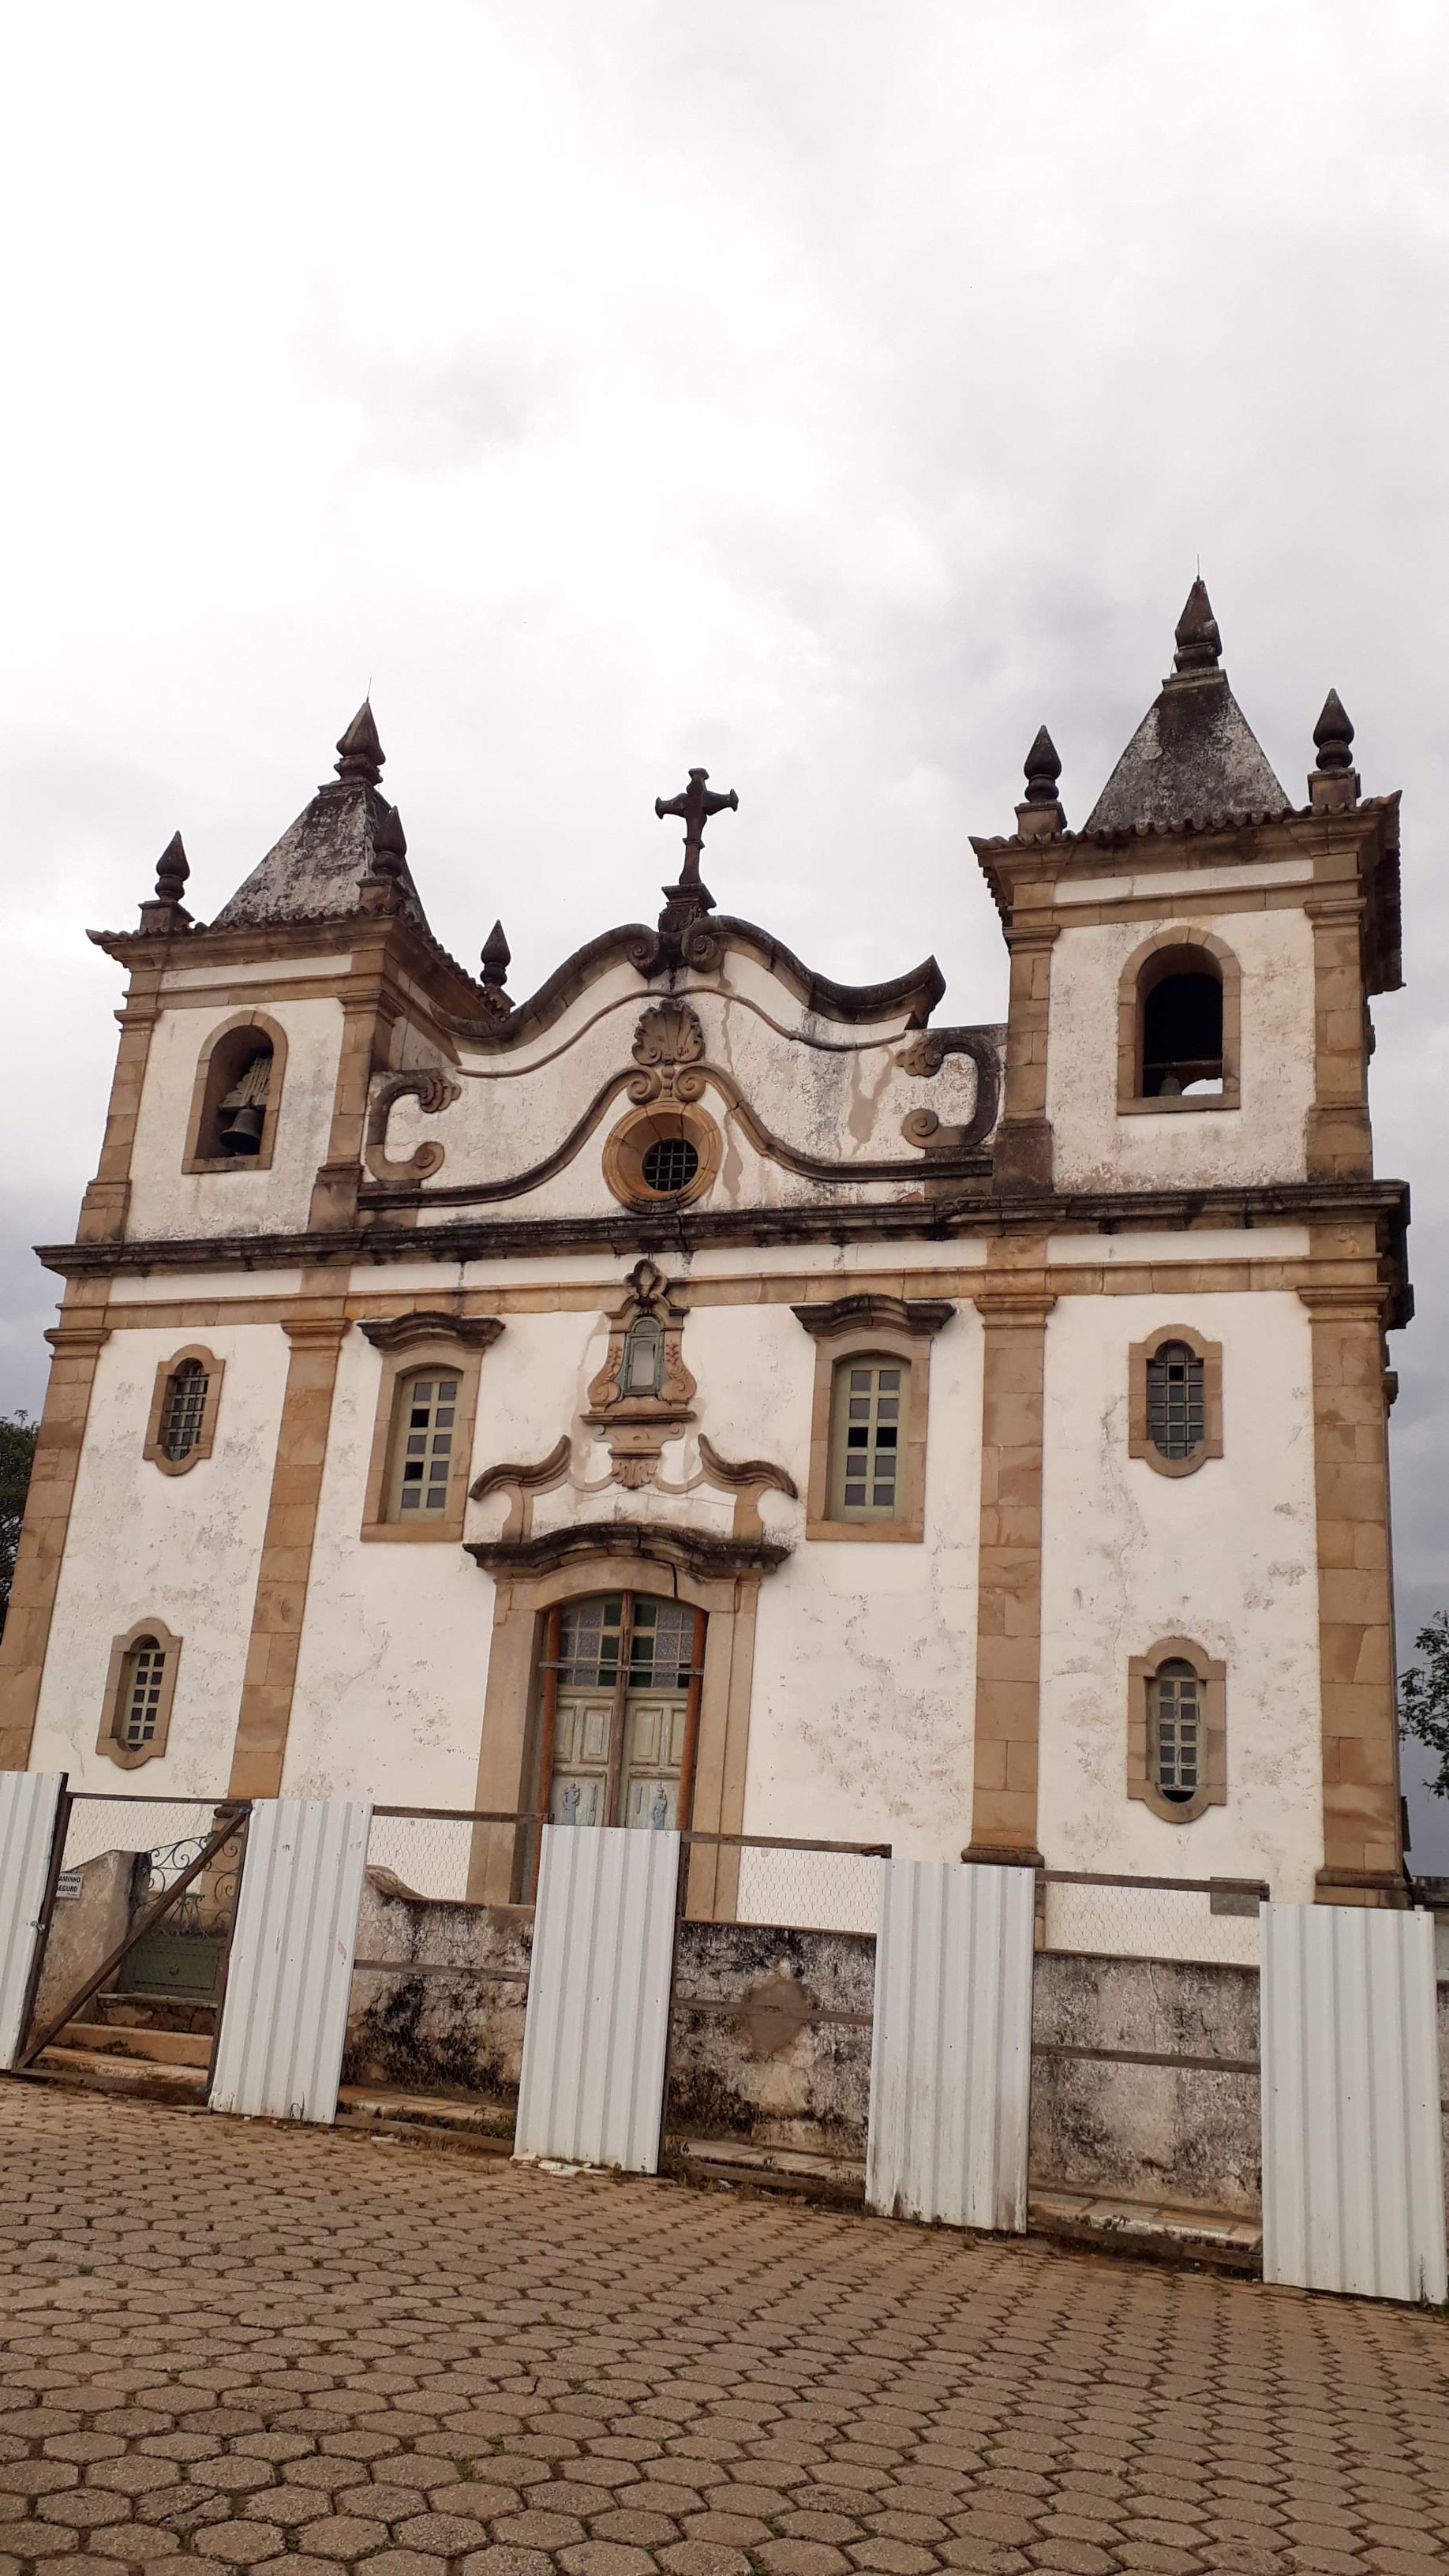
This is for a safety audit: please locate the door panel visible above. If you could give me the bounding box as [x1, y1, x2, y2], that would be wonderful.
[550, 1690, 613, 1827]
[621, 1692, 689, 1830]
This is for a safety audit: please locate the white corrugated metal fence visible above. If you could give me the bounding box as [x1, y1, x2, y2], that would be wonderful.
[0, 1774, 66, 2070]
[209, 1799, 371, 2125]
[1261, 1900, 1447, 2303]
[867, 1858, 1035, 2230]
[515, 1823, 680, 2174]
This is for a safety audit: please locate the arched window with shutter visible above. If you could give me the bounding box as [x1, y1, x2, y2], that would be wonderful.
[1128, 1638, 1226, 1824]
[99, 1619, 183, 1769]
[1129, 1327, 1222, 1477]
[143, 1346, 224, 1476]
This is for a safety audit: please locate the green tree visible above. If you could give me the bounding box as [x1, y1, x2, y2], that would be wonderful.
[0, 1410, 37, 1635]
[1399, 1611, 1449, 1802]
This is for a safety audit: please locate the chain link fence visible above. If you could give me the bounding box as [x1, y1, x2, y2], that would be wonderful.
[1039, 1869, 1267, 1967]
[366, 1806, 540, 1905]
[681, 1832, 887, 1934]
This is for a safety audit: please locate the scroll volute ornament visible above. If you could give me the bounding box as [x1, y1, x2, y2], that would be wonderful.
[584, 1257, 696, 1490]
[628, 1002, 707, 1104]
[365, 1069, 462, 1183]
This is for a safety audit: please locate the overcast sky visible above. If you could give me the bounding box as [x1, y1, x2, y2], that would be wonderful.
[2, 2, 1446, 1855]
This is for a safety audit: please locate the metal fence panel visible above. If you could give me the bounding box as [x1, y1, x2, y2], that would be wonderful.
[0, 1775, 65, 2069]
[515, 1824, 679, 2174]
[209, 1799, 371, 2125]
[867, 1859, 1035, 2231]
[1261, 1901, 1447, 2303]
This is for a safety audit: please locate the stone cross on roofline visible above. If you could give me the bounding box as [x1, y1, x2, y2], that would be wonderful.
[654, 766, 738, 933]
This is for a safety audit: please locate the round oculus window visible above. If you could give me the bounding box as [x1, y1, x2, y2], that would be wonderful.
[641, 1136, 700, 1195]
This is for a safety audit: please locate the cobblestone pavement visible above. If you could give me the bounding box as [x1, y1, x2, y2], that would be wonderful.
[0, 2090, 1446, 2576]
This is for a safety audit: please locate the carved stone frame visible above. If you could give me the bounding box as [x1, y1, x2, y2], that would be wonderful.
[466, 1544, 765, 1919]
[358, 1313, 503, 1544]
[1128, 1324, 1223, 1479]
[583, 1260, 698, 1490]
[794, 1294, 953, 1544]
[182, 1011, 290, 1174]
[141, 1346, 225, 1477]
[98, 1618, 183, 1771]
[1117, 927, 1241, 1116]
[1127, 1634, 1227, 1824]
[601, 1104, 723, 1211]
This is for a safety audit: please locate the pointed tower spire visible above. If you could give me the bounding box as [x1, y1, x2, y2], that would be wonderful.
[335, 700, 385, 788]
[1312, 688, 1355, 772]
[1172, 578, 1222, 676]
[480, 920, 511, 990]
[155, 831, 190, 907]
[1083, 582, 1287, 833]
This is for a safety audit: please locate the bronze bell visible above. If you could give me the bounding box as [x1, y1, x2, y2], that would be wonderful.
[223, 1103, 265, 1152]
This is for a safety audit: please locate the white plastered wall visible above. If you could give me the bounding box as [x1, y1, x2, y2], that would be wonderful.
[1038, 1287, 1323, 1900]
[125, 995, 343, 1239]
[1046, 907, 1317, 1191]
[280, 1320, 526, 1811]
[735, 1303, 983, 1861]
[284, 1284, 984, 1867]
[28, 1324, 290, 1795]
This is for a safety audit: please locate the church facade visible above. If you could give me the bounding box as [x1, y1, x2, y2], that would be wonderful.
[0, 586, 1410, 1909]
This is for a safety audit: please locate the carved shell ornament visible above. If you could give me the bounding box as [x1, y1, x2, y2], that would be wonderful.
[628, 1001, 707, 1104]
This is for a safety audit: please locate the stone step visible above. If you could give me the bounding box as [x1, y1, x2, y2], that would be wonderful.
[27, 2045, 208, 2104]
[93, 1994, 218, 2035]
[1028, 2185, 1262, 2274]
[61, 2021, 213, 2068]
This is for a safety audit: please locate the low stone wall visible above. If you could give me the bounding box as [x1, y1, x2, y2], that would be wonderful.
[32, 1850, 147, 2030]
[668, 1921, 875, 2157]
[1031, 1950, 1261, 2217]
[342, 1870, 532, 2103]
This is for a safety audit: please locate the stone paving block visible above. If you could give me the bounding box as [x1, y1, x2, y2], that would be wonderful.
[0, 2092, 1447, 2576]
[192, 2523, 286, 2563]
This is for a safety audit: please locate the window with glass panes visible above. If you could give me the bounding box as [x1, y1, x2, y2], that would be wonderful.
[1151, 1660, 1202, 1803]
[120, 1638, 167, 1751]
[1146, 1342, 1205, 1460]
[389, 1370, 461, 1518]
[829, 1357, 904, 1518]
[159, 1358, 208, 1462]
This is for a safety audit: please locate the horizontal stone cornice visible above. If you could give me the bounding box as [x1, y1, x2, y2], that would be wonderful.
[465, 1519, 791, 1582]
[358, 1310, 504, 1354]
[791, 1293, 955, 1341]
[33, 1173, 1413, 1301]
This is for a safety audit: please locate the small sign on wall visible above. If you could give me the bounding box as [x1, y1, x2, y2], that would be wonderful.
[54, 1870, 84, 1904]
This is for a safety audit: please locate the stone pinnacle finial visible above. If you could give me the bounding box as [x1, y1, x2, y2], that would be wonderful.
[1313, 687, 1355, 773]
[1172, 578, 1222, 676]
[480, 920, 511, 990]
[1022, 726, 1062, 806]
[335, 700, 385, 788]
[370, 803, 407, 878]
[155, 831, 190, 906]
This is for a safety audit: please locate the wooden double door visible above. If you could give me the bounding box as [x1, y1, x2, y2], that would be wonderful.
[538, 1593, 705, 1832]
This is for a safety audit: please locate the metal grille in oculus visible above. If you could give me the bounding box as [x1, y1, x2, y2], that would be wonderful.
[641, 1136, 698, 1194]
